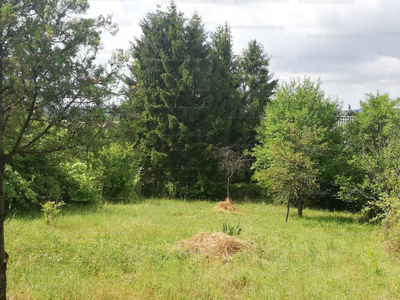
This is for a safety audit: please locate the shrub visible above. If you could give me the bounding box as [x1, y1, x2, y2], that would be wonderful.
[61, 161, 101, 203]
[4, 164, 38, 214]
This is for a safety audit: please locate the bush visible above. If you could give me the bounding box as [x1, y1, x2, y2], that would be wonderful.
[60, 161, 101, 203]
[4, 164, 38, 214]
[9, 152, 103, 206]
[84, 143, 141, 203]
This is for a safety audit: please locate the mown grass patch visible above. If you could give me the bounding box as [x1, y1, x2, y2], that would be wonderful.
[7, 200, 400, 299]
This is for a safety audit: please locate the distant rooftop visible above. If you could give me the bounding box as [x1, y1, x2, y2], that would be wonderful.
[341, 108, 362, 116]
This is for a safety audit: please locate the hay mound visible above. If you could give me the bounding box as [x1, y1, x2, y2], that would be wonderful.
[214, 196, 239, 213]
[181, 232, 248, 257]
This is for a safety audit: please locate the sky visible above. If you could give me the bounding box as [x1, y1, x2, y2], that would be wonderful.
[87, 0, 400, 110]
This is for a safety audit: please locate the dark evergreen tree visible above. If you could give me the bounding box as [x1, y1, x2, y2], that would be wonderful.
[208, 23, 241, 146]
[126, 5, 278, 199]
[237, 40, 278, 151]
[127, 4, 217, 197]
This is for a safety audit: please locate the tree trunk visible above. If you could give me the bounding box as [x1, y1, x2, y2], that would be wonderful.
[0, 19, 7, 300]
[297, 195, 303, 217]
[227, 176, 230, 198]
[285, 186, 292, 222]
[0, 164, 7, 300]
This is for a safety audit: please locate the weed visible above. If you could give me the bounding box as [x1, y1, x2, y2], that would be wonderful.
[221, 222, 242, 236]
[326, 240, 336, 251]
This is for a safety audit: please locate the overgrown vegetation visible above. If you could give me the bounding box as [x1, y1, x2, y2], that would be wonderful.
[7, 200, 400, 299]
[337, 93, 400, 251]
[2, 0, 400, 298]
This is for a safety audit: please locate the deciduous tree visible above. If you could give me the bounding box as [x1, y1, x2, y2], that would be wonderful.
[217, 146, 246, 198]
[338, 93, 400, 224]
[252, 77, 340, 221]
[253, 121, 327, 221]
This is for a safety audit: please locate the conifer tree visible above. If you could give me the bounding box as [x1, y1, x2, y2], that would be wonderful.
[0, 0, 118, 297]
[237, 40, 278, 150]
[128, 4, 216, 195]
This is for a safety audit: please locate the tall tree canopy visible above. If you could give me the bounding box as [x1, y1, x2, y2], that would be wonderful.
[125, 5, 277, 198]
[237, 40, 277, 150]
[127, 3, 214, 196]
[0, 0, 118, 297]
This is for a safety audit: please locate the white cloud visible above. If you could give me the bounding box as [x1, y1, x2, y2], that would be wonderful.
[88, 0, 400, 108]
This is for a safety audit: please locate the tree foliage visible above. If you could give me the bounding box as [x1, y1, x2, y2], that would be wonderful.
[0, 0, 118, 297]
[125, 5, 276, 198]
[237, 40, 277, 150]
[252, 77, 341, 220]
[0, 1, 118, 161]
[254, 122, 327, 221]
[338, 93, 400, 230]
[126, 4, 212, 196]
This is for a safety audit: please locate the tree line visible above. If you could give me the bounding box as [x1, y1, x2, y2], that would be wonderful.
[1, 1, 400, 298]
[3, 1, 400, 221]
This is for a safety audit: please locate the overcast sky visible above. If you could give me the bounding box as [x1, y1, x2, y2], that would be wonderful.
[87, 0, 400, 109]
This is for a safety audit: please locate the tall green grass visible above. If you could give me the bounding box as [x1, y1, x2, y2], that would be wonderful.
[7, 200, 400, 299]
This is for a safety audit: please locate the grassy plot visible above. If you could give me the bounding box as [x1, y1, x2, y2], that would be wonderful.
[7, 200, 400, 299]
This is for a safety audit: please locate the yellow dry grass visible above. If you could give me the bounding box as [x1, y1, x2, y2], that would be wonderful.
[214, 196, 240, 213]
[180, 232, 249, 258]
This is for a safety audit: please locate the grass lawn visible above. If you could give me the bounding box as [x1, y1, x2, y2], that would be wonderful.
[7, 199, 400, 299]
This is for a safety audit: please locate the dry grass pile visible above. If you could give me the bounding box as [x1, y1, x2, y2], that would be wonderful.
[214, 196, 239, 213]
[180, 232, 248, 258]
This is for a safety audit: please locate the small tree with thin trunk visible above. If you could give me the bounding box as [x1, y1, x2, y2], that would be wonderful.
[218, 147, 245, 198]
[251, 77, 339, 221]
[253, 122, 327, 221]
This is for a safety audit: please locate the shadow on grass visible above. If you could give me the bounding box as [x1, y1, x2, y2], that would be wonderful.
[61, 202, 103, 216]
[8, 197, 147, 220]
[7, 202, 101, 221]
[301, 214, 364, 225]
[7, 209, 42, 221]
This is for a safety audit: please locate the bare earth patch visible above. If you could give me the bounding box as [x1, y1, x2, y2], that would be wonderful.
[180, 232, 249, 258]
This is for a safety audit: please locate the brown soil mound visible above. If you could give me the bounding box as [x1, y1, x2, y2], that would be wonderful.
[181, 232, 248, 257]
[214, 196, 239, 213]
